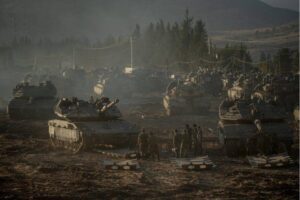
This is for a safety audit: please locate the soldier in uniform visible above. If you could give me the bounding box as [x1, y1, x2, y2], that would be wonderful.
[192, 124, 199, 156]
[137, 128, 149, 159]
[172, 129, 181, 158]
[185, 124, 192, 151]
[180, 129, 190, 158]
[250, 120, 273, 155]
[197, 125, 203, 155]
[148, 132, 160, 161]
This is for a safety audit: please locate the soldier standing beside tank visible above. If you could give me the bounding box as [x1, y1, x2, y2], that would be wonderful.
[185, 124, 192, 151]
[249, 120, 273, 155]
[192, 124, 199, 156]
[172, 129, 181, 158]
[180, 129, 189, 158]
[138, 128, 149, 159]
[148, 132, 160, 161]
[197, 125, 203, 155]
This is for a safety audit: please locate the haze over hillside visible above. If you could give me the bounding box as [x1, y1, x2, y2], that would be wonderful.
[0, 0, 298, 41]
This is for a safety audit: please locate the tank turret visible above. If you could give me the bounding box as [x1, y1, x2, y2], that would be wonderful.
[13, 81, 57, 99]
[54, 97, 121, 120]
[7, 81, 58, 120]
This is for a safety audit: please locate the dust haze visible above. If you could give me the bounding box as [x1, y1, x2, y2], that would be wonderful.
[0, 0, 299, 199]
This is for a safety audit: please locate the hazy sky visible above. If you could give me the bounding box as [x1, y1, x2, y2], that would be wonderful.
[262, 0, 299, 11]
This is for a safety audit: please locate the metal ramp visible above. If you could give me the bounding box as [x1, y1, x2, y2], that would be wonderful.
[173, 156, 216, 170]
[247, 153, 294, 168]
[95, 148, 138, 159]
[103, 159, 140, 170]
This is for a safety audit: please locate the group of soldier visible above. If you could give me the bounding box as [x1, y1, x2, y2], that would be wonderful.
[137, 124, 204, 160]
[137, 128, 160, 160]
[172, 124, 203, 158]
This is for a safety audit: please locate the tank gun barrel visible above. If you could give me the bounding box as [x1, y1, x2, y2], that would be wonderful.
[100, 99, 119, 112]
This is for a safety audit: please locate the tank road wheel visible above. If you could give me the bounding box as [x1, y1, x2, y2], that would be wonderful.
[50, 137, 58, 148]
[70, 135, 84, 154]
[49, 134, 84, 154]
[65, 133, 84, 154]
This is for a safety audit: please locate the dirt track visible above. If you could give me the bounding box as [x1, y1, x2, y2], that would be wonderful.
[0, 131, 298, 200]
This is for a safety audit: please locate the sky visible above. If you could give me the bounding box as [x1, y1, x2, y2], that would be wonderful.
[261, 0, 299, 11]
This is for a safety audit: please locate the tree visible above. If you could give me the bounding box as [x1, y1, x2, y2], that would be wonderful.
[274, 48, 292, 74]
[259, 51, 267, 72]
[132, 24, 141, 40]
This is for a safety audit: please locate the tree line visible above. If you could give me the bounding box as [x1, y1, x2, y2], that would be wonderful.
[0, 10, 298, 74]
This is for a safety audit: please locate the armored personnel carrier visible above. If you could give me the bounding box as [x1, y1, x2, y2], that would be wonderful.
[218, 85, 293, 156]
[163, 79, 212, 116]
[48, 97, 139, 153]
[7, 81, 57, 120]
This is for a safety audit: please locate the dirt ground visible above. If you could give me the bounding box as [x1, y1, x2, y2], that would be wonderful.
[0, 99, 298, 200]
[0, 129, 298, 200]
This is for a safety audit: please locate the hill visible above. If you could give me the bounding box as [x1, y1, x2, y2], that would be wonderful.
[0, 0, 298, 41]
[261, 0, 299, 11]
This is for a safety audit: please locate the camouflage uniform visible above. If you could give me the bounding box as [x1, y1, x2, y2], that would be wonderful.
[185, 124, 192, 151]
[172, 129, 181, 158]
[180, 129, 189, 158]
[148, 132, 160, 161]
[192, 124, 199, 156]
[197, 125, 203, 155]
[138, 129, 149, 158]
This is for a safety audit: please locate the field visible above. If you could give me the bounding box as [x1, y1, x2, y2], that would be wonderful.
[0, 106, 298, 199]
[211, 22, 299, 59]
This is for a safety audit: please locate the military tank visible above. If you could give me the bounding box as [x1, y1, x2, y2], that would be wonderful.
[163, 79, 212, 116]
[7, 81, 57, 120]
[48, 97, 139, 153]
[218, 82, 293, 156]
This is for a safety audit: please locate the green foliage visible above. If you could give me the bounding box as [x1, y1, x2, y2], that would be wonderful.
[259, 48, 298, 74]
[273, 48, 298, 74]
[133, 9, 209, 70]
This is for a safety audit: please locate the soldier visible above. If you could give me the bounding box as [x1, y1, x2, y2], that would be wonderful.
[137, 128, 149, 159]
[197, 125, 203, 155]
[253, 120, 273, 155]
[192, 124, 199, 156]
[148, 132, 160, 161]
[172, 129, 181, 158]
[180, 129, 189, 158]
[185, 124, 192, 151]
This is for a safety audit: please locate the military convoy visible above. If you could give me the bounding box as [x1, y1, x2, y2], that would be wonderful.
[48, 97, 139, 153]
[2, 67, 298, 161]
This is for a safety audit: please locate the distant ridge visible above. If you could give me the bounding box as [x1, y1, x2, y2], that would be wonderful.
[0, 0, 298, 40]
